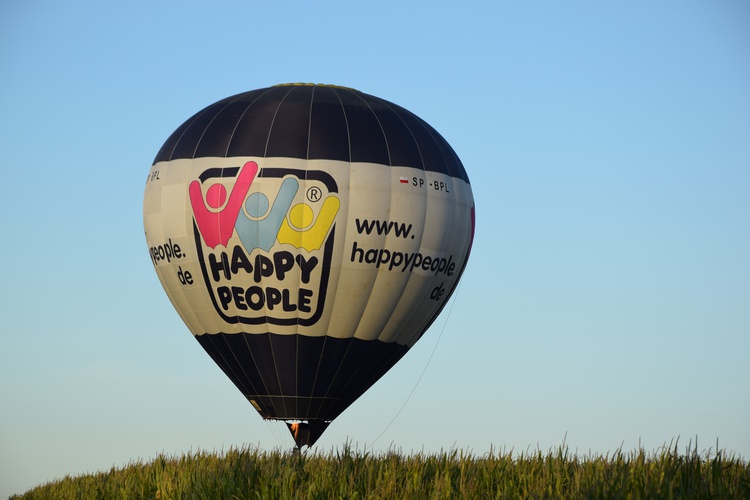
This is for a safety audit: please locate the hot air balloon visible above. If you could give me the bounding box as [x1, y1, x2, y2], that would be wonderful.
[143, 83, 474, 448]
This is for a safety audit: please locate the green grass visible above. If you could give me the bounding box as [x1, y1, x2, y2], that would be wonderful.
[12, 440, 750, 499]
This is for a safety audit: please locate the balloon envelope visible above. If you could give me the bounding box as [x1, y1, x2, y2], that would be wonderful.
[143, 84, 474, 447]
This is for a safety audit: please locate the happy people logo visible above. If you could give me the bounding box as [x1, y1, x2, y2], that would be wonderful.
[189, 161, 340, 326]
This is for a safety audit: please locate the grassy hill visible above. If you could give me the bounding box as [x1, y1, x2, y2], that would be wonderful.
[12, 441, 750, 499]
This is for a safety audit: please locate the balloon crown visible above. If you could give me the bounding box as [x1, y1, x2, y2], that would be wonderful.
[273, 82, 360, 92]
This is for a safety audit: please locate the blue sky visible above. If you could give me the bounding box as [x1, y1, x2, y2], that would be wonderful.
[1, 0, 748, 496]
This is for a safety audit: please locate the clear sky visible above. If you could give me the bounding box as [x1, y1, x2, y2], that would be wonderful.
[1, 0, 748, 496]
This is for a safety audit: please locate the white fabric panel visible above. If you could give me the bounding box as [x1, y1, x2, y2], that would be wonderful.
[143, 156, 474, 346]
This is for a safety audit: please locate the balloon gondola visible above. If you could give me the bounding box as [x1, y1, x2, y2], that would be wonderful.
[144, 83, 474, 449]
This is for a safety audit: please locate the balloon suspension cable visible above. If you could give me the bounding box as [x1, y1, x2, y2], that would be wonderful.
[264, 419, 288, 449]
[365, 280, 465, 452]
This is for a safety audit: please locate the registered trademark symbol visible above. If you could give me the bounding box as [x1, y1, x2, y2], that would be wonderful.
[306, 186, 322, 202]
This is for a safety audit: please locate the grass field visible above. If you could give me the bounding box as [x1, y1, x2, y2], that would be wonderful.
[12, 440, 750, 499]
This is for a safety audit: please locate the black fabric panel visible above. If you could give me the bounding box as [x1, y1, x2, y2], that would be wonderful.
[396, 111, 452, 179]
[265, 334, 295, 392]
[439, 141, 467, 182]
[196, 330, 257, 397]
[315, 397, 344, 422]
[297, 334, 325, 395]
[169, 101, 228, 160]
[153, 84, 469, 184]
[219, 332, 273, 396]
[244, 334, 281, 396]
[310, 339, 369, 407]
[336, 340, 408, 404]
[226, 89, 284, 158]
[309, 335, 351, 397]
[304, 397, 326, 420]
[193, 98, 253, 158]
[371, 101, 424, 169]
[154, 117, 194, 164]
[308, 86, 350, 161]
[268, 334, 298, 415]
[337, 89, 390, 165]
[195, 332, 409, 421]
[265, 86, 312, 159]
[419, 118, 469, 183]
